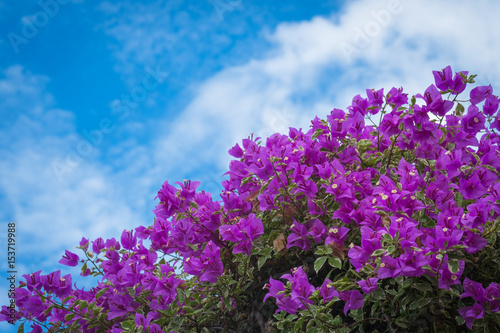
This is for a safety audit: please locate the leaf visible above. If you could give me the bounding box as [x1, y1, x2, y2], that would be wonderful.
[314, 245, 333, 256]
[121, 321, 134, 330]
[412, 283, 433, 293]
[314, 257, 328, 274]
[328, 257, 342, 269]
[273, 233, 287, 254]
[455, 102, 465, 117]
[64, 313, 75, 321]
[312, 128, 325, 140]
[371, 249, 386, 257]
[17, 322, 25, 333]
[258, 256, 269, 270]
[417, 298, 432, 307]
[95, 287, 109, 300]
[448, 259, 460, 274]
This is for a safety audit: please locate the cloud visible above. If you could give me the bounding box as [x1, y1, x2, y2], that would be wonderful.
[149, 0, 500, 185]
[0, 66, 149, 273]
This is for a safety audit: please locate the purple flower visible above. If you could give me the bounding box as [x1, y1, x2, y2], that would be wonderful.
[228, 143, 244, 158]
[41, 270, 61, 294]
[92, 237, 105, 253]
[459, 172, 488, 200]
[340, 290, 364, 315]
[432, 66, 468, 94]
[462, 105, 486, 134]
[55, 274, 72, 299]
[458, 302, 484, 330]
[461, 278, 487, 304]
[307, 219, 327, 243]
[485, 283, 500, 312]
[470, 85, 493, 105]
[433, 66, 454, 91]
[184, 241, 223, 283]
[120, 229, 137, 251]
[149, 323, 165, 333]
[219, 213, 264, 255]
[318, 278, 340, 303]
[200, 241, 224, 283]
[483, 95, 500, 116]
[325, 225, 349, 247]
[366, 88, 384, 114]
[281, 267, 315, 306]
[22, 271, 43, 292]
[263, 277, 285, 303]
[286, 220, 312, 251]
[438, 260, 464, 290]
[398, 250, 428, 277]
[386, 87, 408, 109]
[276, 297, 301, 315]
[357, 278, 379, 294]
[79, 237, 89, 251]
[378, 256, 399, 279]
[327, 108, 348, 139]
[416, 84, 454, 116]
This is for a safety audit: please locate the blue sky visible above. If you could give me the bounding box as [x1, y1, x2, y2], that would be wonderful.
[1, 0, 500, 332]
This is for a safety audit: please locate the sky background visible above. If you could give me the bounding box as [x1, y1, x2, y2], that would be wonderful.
[1, 0, 500, 332]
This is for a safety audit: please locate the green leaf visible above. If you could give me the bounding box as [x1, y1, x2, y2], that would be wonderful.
[412, 283, 433, 293]
[258, 255, 269, 270]
[328, 257, 342, 269]
[95, 287, 109, 299]
[64, 313, 75, 321]
[448, 259, 460, 274]
[62, 295, 75, 303]
[455, 102, 465, 117]
[312, 128, 326, 140]
[417, 298, 432, 307]
[314, 245, 333, 256]
[314, 257, 328, 274]
[17, 322, 25, 333]
[121, 320, 134, 330]
[177, 289, 185, 305]
[394, 318, 409, 328]
[371, 249, 386, 257]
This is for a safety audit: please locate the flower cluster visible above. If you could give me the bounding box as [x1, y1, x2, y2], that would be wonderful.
[2, 66, 500, 332]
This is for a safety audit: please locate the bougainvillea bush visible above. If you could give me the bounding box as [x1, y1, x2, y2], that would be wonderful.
[3, 66, 500, 333]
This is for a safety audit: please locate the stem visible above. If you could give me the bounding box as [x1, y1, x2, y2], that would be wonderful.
[270, 159, 304, 219]
[385, 128, 404, 173]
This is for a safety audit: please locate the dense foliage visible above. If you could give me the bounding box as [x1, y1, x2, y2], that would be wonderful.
[3, 66, 500, 332]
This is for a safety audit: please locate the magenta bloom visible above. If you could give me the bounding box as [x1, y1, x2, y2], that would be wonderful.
[461, 278, 487, 304]
[469, 85, 493, 105]
[307, 219, 327, 243]
[325, 225, 349, 246]
[120, 229, 137, 250]
[281, 267, 315, 306]
[432, 65, 468, 94]
[357, 278, 379, 294]
[340, 290, 364, 315]
[219, 213, 264, 255]
[459, 173, 488, 200]
[318, 278, 340, 303]
[416, 84, 454, 116]
[461, 105, 486, 134]
[458, 302, 484, 330]
[286, 220, 312, 251]
[483, 95, 500, 116]
[184, 241, 223, 283]
[263, 277, 285, 303]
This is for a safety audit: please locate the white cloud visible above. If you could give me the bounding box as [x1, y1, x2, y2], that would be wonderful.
[150, 0, 500, 180]
[0, 66, 149, 273]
